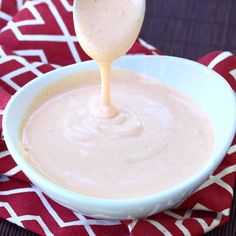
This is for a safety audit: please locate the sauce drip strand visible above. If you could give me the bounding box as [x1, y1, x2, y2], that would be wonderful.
[73, 0, 145, 118]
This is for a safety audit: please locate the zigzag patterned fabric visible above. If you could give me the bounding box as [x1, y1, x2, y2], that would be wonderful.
[0, 1, 236, 235]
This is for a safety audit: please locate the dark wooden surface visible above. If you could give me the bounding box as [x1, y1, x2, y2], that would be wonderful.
[141, 0, 236, 59]
[1, 0, 236, 235]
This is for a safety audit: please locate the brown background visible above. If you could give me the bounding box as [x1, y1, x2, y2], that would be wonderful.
[1, 0, 236, 235]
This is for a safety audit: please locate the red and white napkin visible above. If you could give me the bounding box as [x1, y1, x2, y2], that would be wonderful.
[0, 1, 236, 235]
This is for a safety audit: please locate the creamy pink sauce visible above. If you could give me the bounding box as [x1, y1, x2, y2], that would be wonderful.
[21, 0, 213, 198]
[21, 69, 213, 198]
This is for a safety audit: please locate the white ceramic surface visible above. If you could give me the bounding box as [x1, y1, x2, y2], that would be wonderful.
[3, 56, 236, 219]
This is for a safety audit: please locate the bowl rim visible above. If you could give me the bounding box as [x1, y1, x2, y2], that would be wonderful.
[3, 55, 236, 207]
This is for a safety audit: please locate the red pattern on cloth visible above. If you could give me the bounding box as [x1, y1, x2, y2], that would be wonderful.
[0, 1, 235, 235]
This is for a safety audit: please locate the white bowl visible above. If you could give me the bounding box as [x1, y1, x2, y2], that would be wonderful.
[3, 56, 236, 219]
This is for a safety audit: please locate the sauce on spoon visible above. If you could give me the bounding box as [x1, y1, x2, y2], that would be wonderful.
[22, 69, 213, 198]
